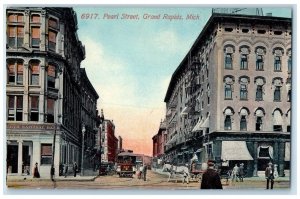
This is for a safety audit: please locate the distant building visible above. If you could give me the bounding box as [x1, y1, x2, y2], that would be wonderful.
[163, 12, 291, 177]
[152, 120, 167, 158]
[118, 136, 123, 154]
[101, 119, 118, 163]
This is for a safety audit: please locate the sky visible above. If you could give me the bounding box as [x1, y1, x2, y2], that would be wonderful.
[73, 7, 291, 156]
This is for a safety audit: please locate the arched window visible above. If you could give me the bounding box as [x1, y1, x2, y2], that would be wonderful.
[255, 108, 265, 131]
[224, 45, 234, 69]
[239, 46, 250, 70]
[239, 108, 249, 131]
[273, 109, 283, 132]
[254, 77, 265, 101]
[273, 47, 284, 71]
[255, 47, 266, 70]
[224, 76, 234, 100]
[7, 13, 24, 48]
[7, 60, 23, 85]
[224, 107, 234, 130]
[48, 17, 58, 51]
[273, 77, 283, 102]
[239, 76, 249, 100]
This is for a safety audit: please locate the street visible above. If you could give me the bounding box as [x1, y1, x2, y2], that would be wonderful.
[6, 170, 290, 190]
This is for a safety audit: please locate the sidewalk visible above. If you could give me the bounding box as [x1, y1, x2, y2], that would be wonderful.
[6, 174, 98, 182]
[152, 168, 290, 182]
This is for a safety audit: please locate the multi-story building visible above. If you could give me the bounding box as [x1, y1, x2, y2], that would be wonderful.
[152, 120, 167, 159]
[163, 11, 291, 177]
[6, 7, 98, 178]
[117, 135, 123, 154]
[80, 68, 100, 171]
[101, 119, 118, 163]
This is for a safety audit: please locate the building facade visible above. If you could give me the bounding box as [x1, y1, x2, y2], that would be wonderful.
[163, 12, 291, 177]
[6, 7, 98, 178]
[101, 119, 118, 163]
[152, 120, 166, 158]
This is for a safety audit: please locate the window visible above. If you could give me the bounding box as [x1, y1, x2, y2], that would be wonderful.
[30, 62, 39, 85]
[240, 116, 247, 131]
[240, 84, 247, 100]
[31, 27, 40, 47]
[47, 64, 56, 88]
[225, 84, 232, 99]
[273, 109, 283, 132]
[274, 86, 281, 101]
[256, 117, 263, 131]
[31, 14, 40, 23]
[256, 55, 264, 70]
[30, 96, 39, 121]
[288, 56, 292, 73]
[288, 90, 291, 102]
[274, 56, 281, 71]
[256, 85, 263, 101]
[41, 144, 52, 165]
[207, 96, 210, 105]
[7, 60, 23, 85]
[46, 98, 55, 123]
[240, 54, 248, 69]
[48, 18, 58, 29]
[7, 13, 24, 48]
[225, 53, 232, 69]
[224, 116, 231, 130]
[48, 30, 57, 51]
[7, 95, 23, 121]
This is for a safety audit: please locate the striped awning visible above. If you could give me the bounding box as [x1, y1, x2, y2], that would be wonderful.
[221, 141, 253, 160]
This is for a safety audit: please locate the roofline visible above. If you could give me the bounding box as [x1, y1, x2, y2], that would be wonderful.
[164, 13, 291, 102]
[80, 68, 99, 99]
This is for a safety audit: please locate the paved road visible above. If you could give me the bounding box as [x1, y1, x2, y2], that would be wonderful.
[6, 170, 290, 190]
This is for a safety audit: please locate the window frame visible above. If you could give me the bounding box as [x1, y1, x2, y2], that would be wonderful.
[225, 84, 232, 99]
[240, 54, 248, 70]
[224, 53, 233, 69]
[224, 115, 232, 130]
[274, 86, 281, 102]
[256, 55, 264, 70]
[240, 84, 248, 100]
[274, 56, 282, 71]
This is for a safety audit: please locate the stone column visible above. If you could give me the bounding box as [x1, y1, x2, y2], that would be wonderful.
[17, 140, 23, 175]
[278, 141, 285, 177]
[24, 9, 30, 48]
[40, 10, 46, 51]
[213, 140, 222, 168]
[39, 61, 45, 123]
[253, 141, 258, 177]
[32, 141, 41, 173]
[273, 141, 279, 164]
[23, 61, 29, 122]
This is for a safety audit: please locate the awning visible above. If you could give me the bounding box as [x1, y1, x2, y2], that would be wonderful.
[165, 134, 178, 146]
[284, 142, 290, 161]
[192, 119, 203, 132]
[180, 107, 191, 116]
[221, 141, 253, 160]
[200, 117, 209, 128]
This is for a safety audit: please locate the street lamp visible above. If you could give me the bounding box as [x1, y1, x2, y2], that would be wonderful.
[81, 124, 86, 176]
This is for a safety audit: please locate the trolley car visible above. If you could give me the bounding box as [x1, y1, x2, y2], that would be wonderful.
[116, 152, 138, 178]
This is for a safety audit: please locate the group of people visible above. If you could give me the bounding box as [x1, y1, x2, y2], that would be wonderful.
[231, 163, 245, 182]
[200, 160, 277, 190]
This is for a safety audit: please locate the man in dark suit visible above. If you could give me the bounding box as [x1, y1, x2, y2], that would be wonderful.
[265, 162, 275, 189]
[200, 160, 223, 189]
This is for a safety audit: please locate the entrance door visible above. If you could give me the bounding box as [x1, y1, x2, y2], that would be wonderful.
[7, 145, 18, 173]
[22, 145, 31, 175]
[258, 158, 270, 171]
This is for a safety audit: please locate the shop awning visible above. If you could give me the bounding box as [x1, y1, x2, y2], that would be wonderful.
[165, 134, 178, 146]
[201, 117, 209, 128]
[284, 142, 290, 161]
[192, 119, 203, 132]
[180, 107, 191, 116]
[221, 141, 253, 160]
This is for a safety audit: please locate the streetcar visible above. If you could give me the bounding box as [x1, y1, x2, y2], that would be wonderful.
[116, 151, 138, 178]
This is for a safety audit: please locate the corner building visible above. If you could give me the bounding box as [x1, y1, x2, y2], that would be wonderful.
[164, 12, 291, 177]
[6, 7, 88, 178]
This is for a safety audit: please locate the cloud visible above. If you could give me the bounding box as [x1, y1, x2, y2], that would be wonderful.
[153, 30, 184, 54]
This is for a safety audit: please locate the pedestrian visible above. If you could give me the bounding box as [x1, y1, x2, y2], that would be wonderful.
[232, 164, 239, 182]
[73, 162, 78, 177]
[200, 160, 223, 189]
[33, 162, 40, 178]
[265, 162, 275, 189]
[143, 164, 147, 181]
[64, 163, 68, 178]
[239, 163, 244, 182]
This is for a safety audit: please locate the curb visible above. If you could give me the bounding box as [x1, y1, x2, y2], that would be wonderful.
[6, 176, 98, 182]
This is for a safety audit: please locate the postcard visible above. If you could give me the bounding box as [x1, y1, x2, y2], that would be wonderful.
[4, 4, 293, 194]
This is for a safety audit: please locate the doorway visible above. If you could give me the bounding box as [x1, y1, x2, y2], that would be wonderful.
[7, 145, 18, 173]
